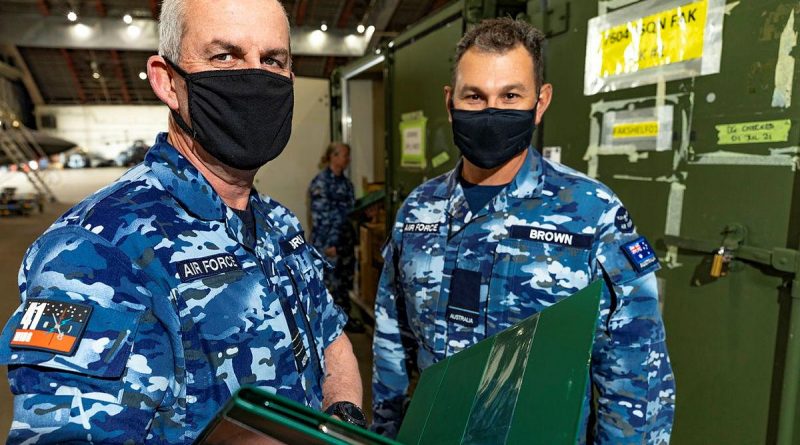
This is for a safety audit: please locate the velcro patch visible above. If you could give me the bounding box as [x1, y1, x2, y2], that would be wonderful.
[447, 269, 481, 327]
[509, 226, 593, 249]
[403, 222, 440, 233]
[10, 300, 92, 356]
[176, 253, 242, 283]
[621, 237, 659, 272]
[280, 232, 307, 255]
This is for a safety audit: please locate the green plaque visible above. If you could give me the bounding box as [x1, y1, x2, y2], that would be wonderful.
[397, 280, 602, 445]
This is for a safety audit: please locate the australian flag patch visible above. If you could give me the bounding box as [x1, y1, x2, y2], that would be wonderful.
[621, 237, 659, 273]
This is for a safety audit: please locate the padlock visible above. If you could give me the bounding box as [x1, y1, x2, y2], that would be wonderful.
[710, 247, 725, 278]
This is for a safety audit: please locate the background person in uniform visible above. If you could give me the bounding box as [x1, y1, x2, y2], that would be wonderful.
[0, 0, 365, 443]
[371, 18, 675, 443]
[309, 143, 364, 333]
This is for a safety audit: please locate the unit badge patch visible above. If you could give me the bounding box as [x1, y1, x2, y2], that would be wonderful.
[621, 237, 659, 272]
[615, 207, 635, 233]
[9, 300, 92, 355]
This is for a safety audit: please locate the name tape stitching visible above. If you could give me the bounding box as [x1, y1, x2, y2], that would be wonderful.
[176, 253, 242, 283]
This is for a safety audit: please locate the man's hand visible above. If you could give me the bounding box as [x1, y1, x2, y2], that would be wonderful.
[324, 246, 337, 257]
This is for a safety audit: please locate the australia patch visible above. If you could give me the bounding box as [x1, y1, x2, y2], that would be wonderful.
[615, 207, 635, 233]
[176, 253, 242, 283]
[9, 300, 92, 356]
[621, 237, 659, 272]
[403, 222, 440, 233]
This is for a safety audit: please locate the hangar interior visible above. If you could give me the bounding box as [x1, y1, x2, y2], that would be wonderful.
[0, 0, 799, 443]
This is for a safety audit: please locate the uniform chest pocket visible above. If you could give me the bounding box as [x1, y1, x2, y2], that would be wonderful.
[399, 231, 444, 345]
[490, 237, 592, 325]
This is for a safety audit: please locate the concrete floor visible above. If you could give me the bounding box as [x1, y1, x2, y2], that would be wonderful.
[0, 168, 374, 441]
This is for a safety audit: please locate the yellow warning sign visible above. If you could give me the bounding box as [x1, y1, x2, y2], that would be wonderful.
[715, 119, 792, 145]
[600, 0, 709, 78]
[612, 121, 660, 139]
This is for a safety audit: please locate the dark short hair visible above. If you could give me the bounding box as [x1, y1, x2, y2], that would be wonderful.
[453, 18, 545, 89]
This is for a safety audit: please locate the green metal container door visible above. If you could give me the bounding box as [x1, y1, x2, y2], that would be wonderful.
[387, 6, 464, 213]
[542, 0, 800, 443]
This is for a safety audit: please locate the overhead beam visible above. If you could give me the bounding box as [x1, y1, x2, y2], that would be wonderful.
[36, 0, 50, 16]
[360, 0, 402, 49]
[109, 50, 131, 104]
[59, 49, 86, 103]
[0, 61, 22, 80]
[0, 14, 372, 57]
[362, 0, 402, 32]
[95, 0, 107, 17]
[1, 45, 45, 106]
[149, 0, 159, 19]
[336, 0, 357, 28]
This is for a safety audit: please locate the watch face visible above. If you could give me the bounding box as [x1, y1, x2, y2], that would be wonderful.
[341, 403, 365, 422]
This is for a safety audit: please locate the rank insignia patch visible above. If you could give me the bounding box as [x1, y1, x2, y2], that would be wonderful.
[9, 300, 92, 356]
[621, 237, 659, 272]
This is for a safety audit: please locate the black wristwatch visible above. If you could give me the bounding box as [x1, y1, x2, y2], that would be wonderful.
[325, 401, 367, 428]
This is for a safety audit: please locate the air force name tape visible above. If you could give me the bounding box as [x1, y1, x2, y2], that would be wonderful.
[621, 237, 659, 272]
[403, 222, 440, 233]
[509, 226, 593, 249]
[177, 253, 242, 283]
[10, 299, 92, 355]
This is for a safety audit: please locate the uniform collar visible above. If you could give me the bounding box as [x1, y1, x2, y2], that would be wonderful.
[433, 146, 546, 201]
[145, 132, 226, 221]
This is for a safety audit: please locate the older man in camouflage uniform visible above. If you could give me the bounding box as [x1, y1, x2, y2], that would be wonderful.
[372, 18, 675, 444]
[0, 0, 363, 443]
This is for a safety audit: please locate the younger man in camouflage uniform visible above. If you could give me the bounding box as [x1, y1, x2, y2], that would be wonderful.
[372, 18, 675, 444]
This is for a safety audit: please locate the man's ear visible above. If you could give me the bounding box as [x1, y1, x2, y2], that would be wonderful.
[147, 55, 180, 111]
[534, 83, 553, 125]
[444, 85, 453, 123]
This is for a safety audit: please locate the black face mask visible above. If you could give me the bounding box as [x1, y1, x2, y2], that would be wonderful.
[450, 101, 538, 169]
[166, 58, 294, 170]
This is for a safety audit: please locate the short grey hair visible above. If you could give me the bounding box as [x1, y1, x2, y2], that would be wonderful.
[158, 0, 185, 62]
[453, 17, 545, 89]
[158, 0, 292, 64]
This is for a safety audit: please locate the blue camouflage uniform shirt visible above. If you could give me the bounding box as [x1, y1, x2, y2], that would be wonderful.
[308, 167, 355, 252]
[372, 147, 675, 444]
[0, 133, 346, 444]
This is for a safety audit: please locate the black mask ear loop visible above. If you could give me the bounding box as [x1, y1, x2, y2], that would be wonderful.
[163, 57, 198, 139]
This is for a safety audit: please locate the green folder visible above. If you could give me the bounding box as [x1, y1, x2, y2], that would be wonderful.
[397, 279, 602, 445]
[196, 280, 601, 444]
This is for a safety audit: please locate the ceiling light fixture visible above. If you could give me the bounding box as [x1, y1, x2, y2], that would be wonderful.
[67, 11, 78, 22]
[357, 24, 365, 34]
[126, 24, 142, 38]
[139, 71, 147, 80]
[92, 72, 101, 80]
[320, 23, 328, 32]
[123, 14, 133, 24]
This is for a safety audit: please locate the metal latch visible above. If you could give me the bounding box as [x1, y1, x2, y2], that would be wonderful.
[663, 223, 800, 276]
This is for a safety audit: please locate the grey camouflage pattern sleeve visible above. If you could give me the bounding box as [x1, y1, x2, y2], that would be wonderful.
[370, 221, 411, 438]
[591, 197, 676, 444]
[0, 227, 175, 444]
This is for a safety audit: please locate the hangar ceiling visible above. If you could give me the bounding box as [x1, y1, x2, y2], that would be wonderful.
[0, 0, 451, 104]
